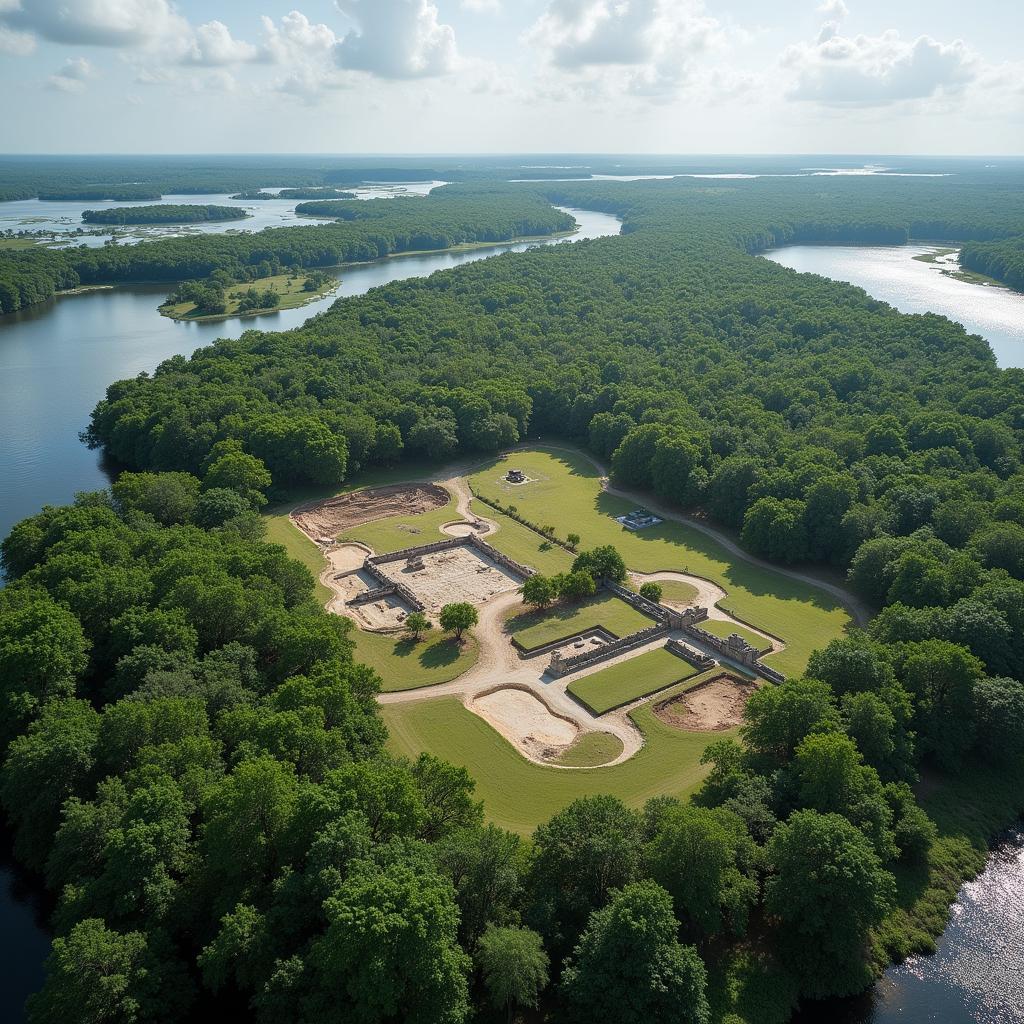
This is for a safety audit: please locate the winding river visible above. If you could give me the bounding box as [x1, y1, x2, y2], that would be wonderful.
[1, 216, 1022, 1022]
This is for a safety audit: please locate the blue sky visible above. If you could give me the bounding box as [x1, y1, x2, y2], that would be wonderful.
[0, 1, 1021, 153]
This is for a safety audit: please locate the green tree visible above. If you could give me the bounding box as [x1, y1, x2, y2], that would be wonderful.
[405, 611, 432, 641]
[765, 810, 896, 997]
[112, 471, 201, 525]
[521, 574, 555, 608]
[639, 581, 663, 603]
[558, 570, 597, 602]
[476, 924, 549, 1023]
[439, 602, 478, 641]
[202, 449, 272, 507]
[741, 677, 841, 766]
[571, 545, 627, 583]
[972, 676, 1024, 768]
[566, 532, 581, 551]
[561, 880, 709, 1024]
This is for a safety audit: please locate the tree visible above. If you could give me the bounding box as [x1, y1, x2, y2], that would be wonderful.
[741, 497, 809, 563]
[972, 676, 1024, 768]
[741, 677, 841, 766]
[303, 862, 470, 1024]
[610, 424, 665, 488]
[765, 810, 896, 998]
[571, 545, 626, 583]
[202, 449, 272, 507]
[521, 574, 555, 609]
[112, 471, 201, 525]
[405, 612, 432, 641]
[560, 881, 709, 1024]
[477, 925, 549, 1023]
[527, 795, 643, 953]
[439, 602, 478, 641]
[27, 918, 192, 1024]
[566, 532, 581, 551]
[805, 635, 895, 696]
[639, 581, 663, 603]
[646, 804, 758, 938]
[558, 570, 596, 602]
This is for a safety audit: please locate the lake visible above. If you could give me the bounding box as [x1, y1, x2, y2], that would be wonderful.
[763, 244, 1024, 369]
[0, 205, 620, 1022]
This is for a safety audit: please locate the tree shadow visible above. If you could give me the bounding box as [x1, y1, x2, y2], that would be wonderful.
[389, 634, 466, 669]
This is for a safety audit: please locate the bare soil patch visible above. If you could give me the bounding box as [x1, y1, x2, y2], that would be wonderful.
[471, 686, 578, 760]
[291, 483, 448, 542]
[654, 674, 758, 732]
[397, 545, 522, 613]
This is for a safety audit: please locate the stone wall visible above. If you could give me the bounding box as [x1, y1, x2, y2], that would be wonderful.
[360, 559, 425, 611]
[547, 623, 670, 678]
[601, 579, 669, 623]
[467, 533, 536, 579]
[369, 537, 463, 566]
[665, 638, 716, 671]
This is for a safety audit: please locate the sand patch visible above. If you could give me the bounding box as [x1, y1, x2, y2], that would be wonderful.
[327, 543, 373, 573]
[441, 520, 493, 537]
[655, 674, 758, 731]
[291, 483, 448, 543]
[472, 687, 578, 757]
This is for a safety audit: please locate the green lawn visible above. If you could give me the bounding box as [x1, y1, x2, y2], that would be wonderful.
[567, 647, 698, 715]
[353, 630, 478, 692]
[506, 591, 653, 651]
[698, 618, 773, 654]
[382, 670, 728, 835]
[469, 501, 575, 576]
[471, 448, 851, 675]
[551, 731, 624, 767]
[654, 579, 699, 606]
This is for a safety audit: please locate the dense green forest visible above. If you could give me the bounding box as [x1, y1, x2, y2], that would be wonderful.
[960, 235, 1024, 291]
[0, 190, 574, 313]
[81, 205, 248, 226]
[3, 171, 1024, 1022]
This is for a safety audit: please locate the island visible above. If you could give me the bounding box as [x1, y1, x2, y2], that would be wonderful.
[230, 188, 357, 200]
[81, 204, 249, 225]
[158, 268, 338, 321]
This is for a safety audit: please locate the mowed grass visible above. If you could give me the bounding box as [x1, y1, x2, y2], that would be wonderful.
[568, 647, 698, 715]
[506, 592, 653, 651]
[469, 500, 575, 576]
[383, 672, 729, 835]
[471, 448, 851, 675]
[161, 271, 338, 321]
[654, 579, 699, 606]
[699, 618, 773, 654]
[551, 731, 624, 767]
[353, 629, 478, 692]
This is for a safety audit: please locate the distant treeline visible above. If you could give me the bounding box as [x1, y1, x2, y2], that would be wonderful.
[0, 189, 574, 313]
[231, 188, 357, 201]
[960, 235, 1024, 291]
[81, 205, 248, 225]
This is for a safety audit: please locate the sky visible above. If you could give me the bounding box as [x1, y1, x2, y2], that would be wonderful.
[0, 0, 1021, 154]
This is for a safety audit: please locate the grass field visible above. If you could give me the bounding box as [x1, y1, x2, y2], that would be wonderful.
[471, 447, 851, 676]
[567, 647, 698, 714]
[383, 669, 727, 834]
[353, 629, 478, 692]
[506, 591, 653, 651]
[654, 579, 700, 606]
[160, 271, 339, 321]
[699, 618, 773, 654]
[551, 731, 624, 767]
[469, 501, 575, 576]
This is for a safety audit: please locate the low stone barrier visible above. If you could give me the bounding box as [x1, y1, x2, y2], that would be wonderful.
[348, 584, 398, 605]
[467, 533, 537, 579]
[547, 622, 670, 678]
[665, 638, 716, 671]
[360, 558, 424, 611]
[601, 578, 669, 622]
[755, 663, 786, 684]
[369, 536, 463, 565]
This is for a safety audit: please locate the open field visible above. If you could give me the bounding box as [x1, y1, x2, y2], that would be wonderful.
[567, 647, 698, 715]
[654, 579, 700, 606]
[506, 591, 653, 651]
[654, 673, 759, 731]
[697, 618, 773, 654]
[550, 731, 624, 767]
[353, 629, 479, 692]
[342, 490, 458, 553]
[471, 447, 851, 675]
[382, 670, 729, 834]
[468, 500, 575, 576]
[159, 271, 339, 321]
[292, 483, 449, 543]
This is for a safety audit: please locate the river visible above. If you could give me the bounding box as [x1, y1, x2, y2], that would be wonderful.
[0, 205, 620, 1021]
[763, 243, 1024, 369]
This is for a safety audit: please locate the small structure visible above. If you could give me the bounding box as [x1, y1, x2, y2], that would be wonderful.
[505, 468, 526, 484]
[406, 555, 425, 572]
[615, 508, 663, 531]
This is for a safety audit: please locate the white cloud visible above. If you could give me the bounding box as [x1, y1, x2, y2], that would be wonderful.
[182, 20, 259, 66]
[784, 26, 977, 106]
[817, 0, 848, 18]
[47, 56, 95, 93]
[526, 0, 722, 100]
[2, 0, 187, 47]
[462, 0, 501, 11]
[0, 24, 34, 54]
[334, 0, 459, 79]
[261, 11, 338, 62]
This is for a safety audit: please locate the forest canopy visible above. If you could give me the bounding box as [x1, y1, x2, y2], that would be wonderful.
[81, 205, 248, 225]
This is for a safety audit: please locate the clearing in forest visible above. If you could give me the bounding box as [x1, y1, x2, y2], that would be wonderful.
[290, 483, 449, 543]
